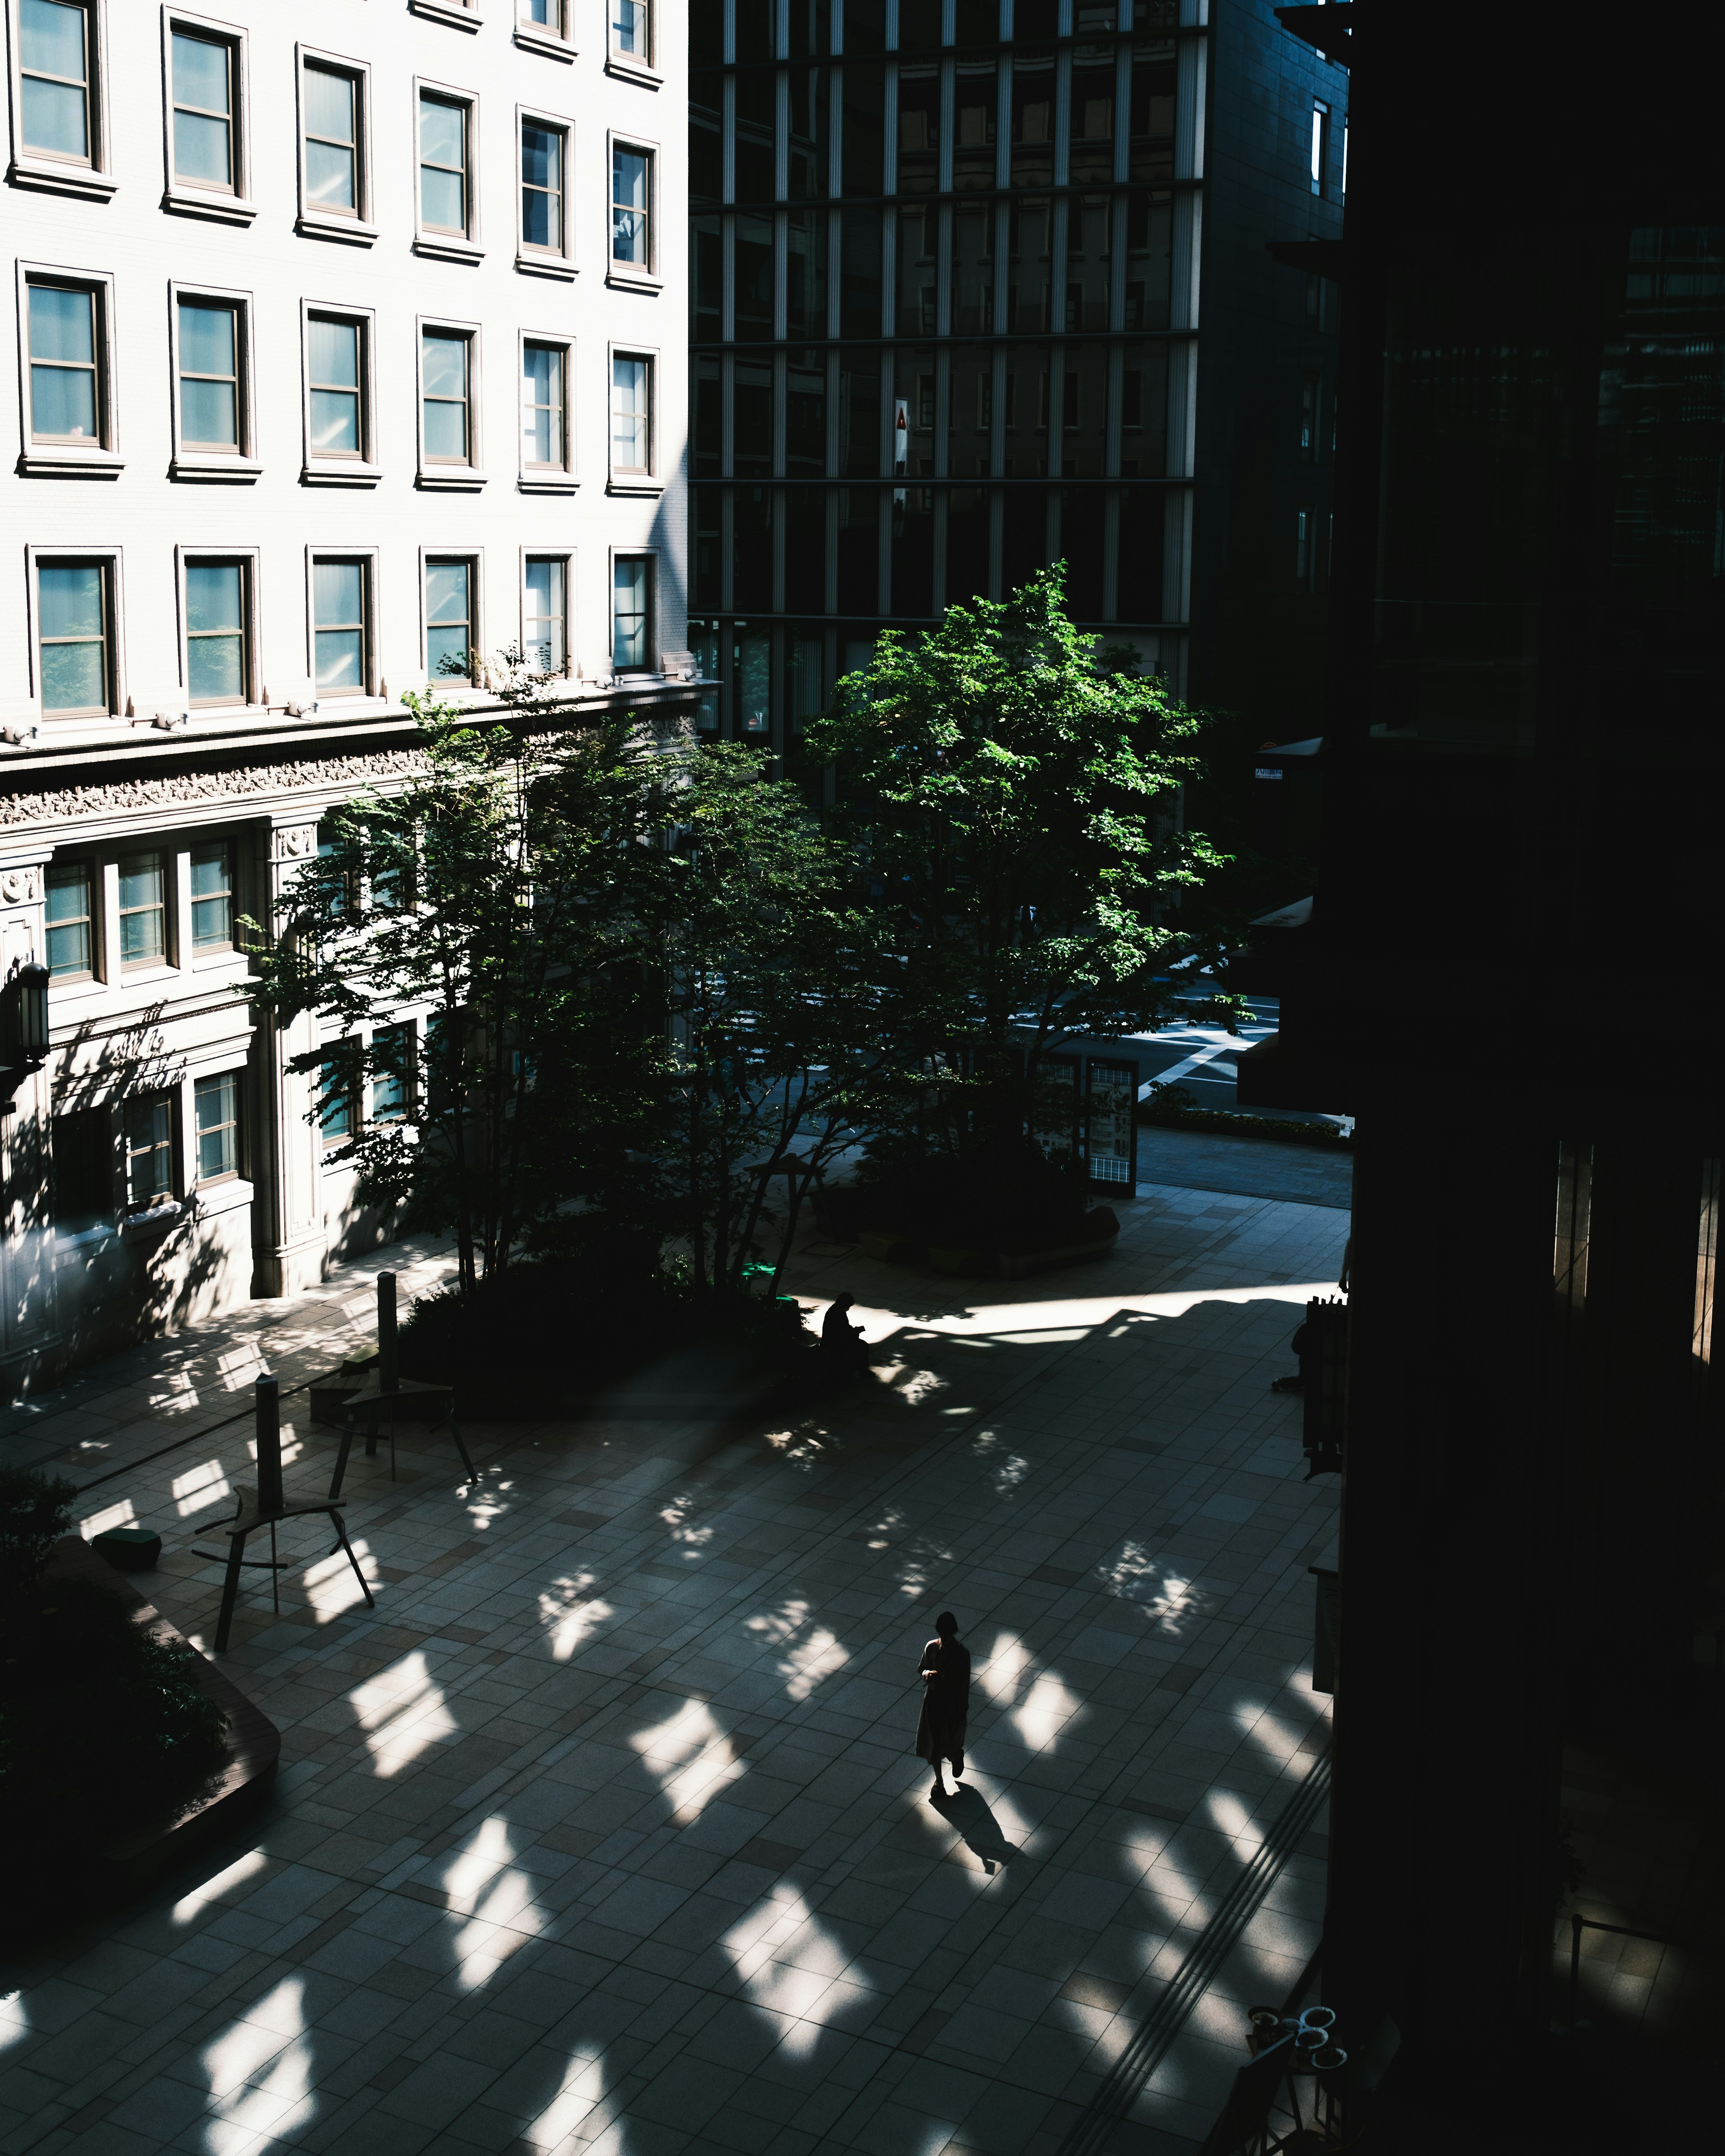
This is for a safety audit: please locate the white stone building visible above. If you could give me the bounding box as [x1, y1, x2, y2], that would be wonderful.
[0, 0, 694, 1391]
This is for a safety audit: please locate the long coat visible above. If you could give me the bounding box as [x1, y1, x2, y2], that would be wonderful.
[915, 1635, 971, 1769]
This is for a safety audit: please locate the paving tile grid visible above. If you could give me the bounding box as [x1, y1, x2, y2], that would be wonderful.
[0, 1177, 1345, 2156]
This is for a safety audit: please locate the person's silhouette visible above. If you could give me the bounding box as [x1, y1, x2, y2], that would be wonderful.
[916, 1610, 972, 1801]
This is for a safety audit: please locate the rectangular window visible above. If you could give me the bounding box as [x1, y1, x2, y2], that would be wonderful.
[372, 1025, 410, 1123]
[419, 91, 469, 236]
[194, 1071, 239, 1180]
[185, 560, 249, 706]
[612, 555, 650, 672]
[36, 559, 111, 716]
[611, 354, 651, 474]
[190, 842, 233, 950]
[45, 862, 93, 979]
[521, 118, 563, 252]
[177, 298, 241, 451]
[523, 557, 566, 672]
[318, 1060, 352, 1145]
[1296, 508, 1311, 582]
[303, 60, 360, 216]
[422, 327, 472, 462]
[124, 1095, 175, 1207]
[118, 852, 168, 969]
[522, 0, 566, 29]
[611, 143, 650, 266]
[20, 0, 93, 162]
[425, 558, 474, 680]
[26, 281, 99, 442]
[53, 1107, 111, 1234]
[611, 0, 649, 59]
[170, 26, 235, 191]
[308, 313, 365, 459]
[1310, 101, 1330, 198]
[312, 557, 369, 693]
[1300, 371, 1319, 460]
[521, 340, 566, 469]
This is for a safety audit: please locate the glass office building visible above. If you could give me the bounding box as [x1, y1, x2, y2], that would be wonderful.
[689, 0, 1347, 755]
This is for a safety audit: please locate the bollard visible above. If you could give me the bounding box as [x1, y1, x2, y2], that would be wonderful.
[377, 1271, 399, 1393]
[255, 1373, 283, 1516]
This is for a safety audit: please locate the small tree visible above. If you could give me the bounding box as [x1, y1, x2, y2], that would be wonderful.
[245, 658, 671, 1293]
[803, 566, 1244, 1157]
[659, 743, 887, 1293]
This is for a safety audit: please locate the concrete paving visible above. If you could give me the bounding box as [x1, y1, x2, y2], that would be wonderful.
[0, 1177, 1346, 2156]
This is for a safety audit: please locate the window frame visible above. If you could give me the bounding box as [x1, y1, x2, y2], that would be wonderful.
[294, 43, 375, 243]
[45, 857, 97, 983]
[175, 546, 259, 712]
[305, 546, 379, 700]
[369, 1022, 414, 1125]
[14, 260, 122, 476]
[123, 1088, 178, 1211]
[516, 104, 574, 278]
[6, 0, 116, 201]
[160, 7, 254, 223]
[192, 1067, 242, 1184]
[606, 0, 658, 90]
[408, 0, 483, 33]
[299, 300, 379, 485]
[317, 1051, 354, 1152]
[27, 545, 123, 720]
[420, 548, 483, 687]
[116, 848, 173, 975]
[1310, 99, 1331, 199]
[606, 343, 659, 495]
[515, 0, 573, 63]
[167, 278, 260, 479]
[188, 836, 238, 960]
[609, 549, 655, 676]
[52, 1103, 117, 1240]
[520, 549, 571, 676]
[606, 129, 660, 292]
[517, 328, 574, 492]
[413, 77, 483, 264]
[416, 314, 486, 490]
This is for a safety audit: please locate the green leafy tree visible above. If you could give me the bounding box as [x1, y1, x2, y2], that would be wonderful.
[244, 658, 672, 1294]
[659, 743, 887, 1292]
[803, 565, 1244, 1154]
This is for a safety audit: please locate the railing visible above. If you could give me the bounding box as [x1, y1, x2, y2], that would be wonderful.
[1566, 1914, 1725, 2032]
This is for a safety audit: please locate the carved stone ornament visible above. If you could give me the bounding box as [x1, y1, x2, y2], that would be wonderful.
[0, 750, 428, 831]
[0, 866, 45, 906]
[273, 825, 319, 861]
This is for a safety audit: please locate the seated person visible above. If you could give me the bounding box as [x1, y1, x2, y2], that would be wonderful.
[821, 1291, 870, 1374]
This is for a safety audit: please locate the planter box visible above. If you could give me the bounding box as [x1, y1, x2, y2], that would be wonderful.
[41, 1537, 281, 1906]
[927, 1244, 993, 1276]
[999, 1227, 1119, 1278]
[858, 1227, 920, 1264]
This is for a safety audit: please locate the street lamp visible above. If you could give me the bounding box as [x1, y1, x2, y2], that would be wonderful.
[0, 961, 50, 1110]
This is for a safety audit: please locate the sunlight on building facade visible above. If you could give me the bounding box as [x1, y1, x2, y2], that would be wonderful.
[349, 1649, 458, 1776]
[441, 1816, 544, 1992]
[173, 1459, 232, 1517]
[201, 1976, 315, 2154]
[629, 1697, 746, 1824]
[723, 1884, 862, 2057]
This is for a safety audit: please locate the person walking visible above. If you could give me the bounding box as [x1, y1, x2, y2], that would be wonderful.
[916, 1610, 972, 1802]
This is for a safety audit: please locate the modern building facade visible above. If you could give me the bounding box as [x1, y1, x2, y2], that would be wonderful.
[0, 0, 694, 1389]
[686, 0, 1347, 758]
[1240, 3, 1725, 2134]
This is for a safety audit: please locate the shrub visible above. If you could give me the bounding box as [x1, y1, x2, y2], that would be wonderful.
[398, 1253, 816, 1393]
[1137, 1085, 1352, 1149]
[0, 1466, 229, 1862]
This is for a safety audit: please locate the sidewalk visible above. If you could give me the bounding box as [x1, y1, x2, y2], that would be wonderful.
[0, 1175, 1345, 2156]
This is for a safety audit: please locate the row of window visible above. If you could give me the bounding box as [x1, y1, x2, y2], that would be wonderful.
[694, 191, 1179, 346]
[18, 268, 660, 488]
[693, 35, 1187, 206]
[25, 545, 659, 720]
[696, 341, 1175, 486]
[13, 3, 661, 280]
[690, 479, 1173, 625]
[49, 1012, 418, 1230]
[704, 1, 1177, 66]
[46, 839, 235, 981]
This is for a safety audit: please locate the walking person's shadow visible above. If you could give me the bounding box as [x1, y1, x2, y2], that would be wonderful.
[932, 1781, 1020, 1875]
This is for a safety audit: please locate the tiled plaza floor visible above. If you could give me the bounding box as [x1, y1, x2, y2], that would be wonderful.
[0, 1171, 1346, 2156]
